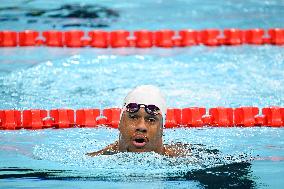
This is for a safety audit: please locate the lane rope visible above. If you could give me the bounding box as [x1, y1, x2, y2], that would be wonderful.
[0, 106, 283, 130]
[1, 29, 284, 48]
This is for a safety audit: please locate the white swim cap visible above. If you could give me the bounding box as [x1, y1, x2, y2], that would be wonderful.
[121, 85, 167, 122]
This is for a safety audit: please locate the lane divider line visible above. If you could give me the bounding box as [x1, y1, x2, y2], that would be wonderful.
[0, 106, 283, 130]
[1, 29, 284, 48]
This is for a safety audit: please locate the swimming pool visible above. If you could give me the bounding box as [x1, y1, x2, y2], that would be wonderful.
[1, 0, 284, 188]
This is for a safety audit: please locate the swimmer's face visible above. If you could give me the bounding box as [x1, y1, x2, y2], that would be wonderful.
[118, 108, 163, 153]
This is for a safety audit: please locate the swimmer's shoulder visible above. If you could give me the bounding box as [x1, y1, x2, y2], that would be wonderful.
[86, 141, 119, 156]
[163, 142, 192, 157]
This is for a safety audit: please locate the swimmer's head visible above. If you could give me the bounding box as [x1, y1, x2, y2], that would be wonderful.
[118, 85, 167, 153]
[121, 85, 167, 123]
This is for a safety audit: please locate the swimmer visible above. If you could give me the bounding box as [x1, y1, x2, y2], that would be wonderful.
[87, 85, 190, 157]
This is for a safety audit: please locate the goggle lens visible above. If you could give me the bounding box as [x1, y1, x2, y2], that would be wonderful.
[126, 103, 160, 115]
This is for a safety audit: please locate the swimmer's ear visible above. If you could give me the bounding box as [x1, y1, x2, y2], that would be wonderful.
[160, 119, 164, 137]
[118, 122, 121, 131]
[118, 112, 124, 131]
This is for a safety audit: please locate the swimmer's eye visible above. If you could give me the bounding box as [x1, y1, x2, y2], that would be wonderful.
[147, 117, 157, 123]
[128, 113, 139, 120]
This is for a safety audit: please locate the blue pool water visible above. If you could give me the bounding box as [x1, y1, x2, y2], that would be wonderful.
[1, 0, 284, 189]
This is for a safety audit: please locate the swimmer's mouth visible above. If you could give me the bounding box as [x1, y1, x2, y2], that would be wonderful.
[132, 135, 148, 148]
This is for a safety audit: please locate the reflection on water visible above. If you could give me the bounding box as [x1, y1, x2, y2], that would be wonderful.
[0, 3, 119, 28]
[0, 162, 255, 189]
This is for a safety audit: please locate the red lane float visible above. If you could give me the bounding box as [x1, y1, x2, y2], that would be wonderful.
[88, 30, 108, 48]
[199, 29, 221, 46]
[22, 109, 48, 129]
[134, 30, 153, 48]
[201, 115, 213, 125]
[179, 30, 198, 46]
[154, 30, 175, 47]
[42, 30, 63, 47]
[64, 30, 85, 47]
[0, 106, 284, 130]
[234, 107, 259, 127]
[165, 108, 182, 128]
[262, 107, 284, 127]
[1, 29, 284, 48]
[50, 109, 75, 128]
[102, 108, 121, 128]
[0, 31, 17, 47]
[244, 29, 265, 45]
[223, 29, 243, 45]
[76, 109, 100, 127]
[110, 30, 130, 48]
[254, 115, 266, 126]
[0, 110, 21, 130]
[181, 107, 206, 127]
[209, 107, 234, 127]
[269, 28, 284, 45]
[19, 30, 40, 46]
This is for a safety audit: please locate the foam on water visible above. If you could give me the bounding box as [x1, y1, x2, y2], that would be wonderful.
[0, 127, 264, 179]
[2, 126, 283, 187]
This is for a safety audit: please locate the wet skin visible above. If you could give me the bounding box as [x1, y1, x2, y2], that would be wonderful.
[87, 108, 190, 157]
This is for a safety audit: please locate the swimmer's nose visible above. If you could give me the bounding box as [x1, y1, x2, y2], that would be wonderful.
[135, 120, 147, 133]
